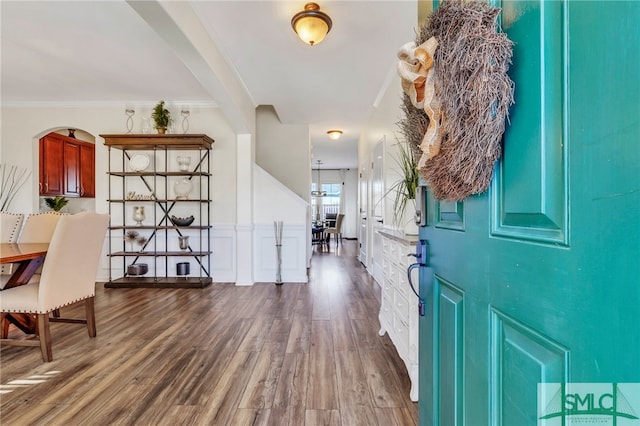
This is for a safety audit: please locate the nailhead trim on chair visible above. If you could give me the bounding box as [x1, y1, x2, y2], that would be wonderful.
[2, 212, 23, 242]
[2, 294, 94, 314]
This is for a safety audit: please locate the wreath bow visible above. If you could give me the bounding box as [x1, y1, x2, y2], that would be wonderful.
[397, 37, 442, 166]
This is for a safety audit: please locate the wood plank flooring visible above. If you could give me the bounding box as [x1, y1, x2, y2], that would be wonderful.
[0, 241, 418, 425]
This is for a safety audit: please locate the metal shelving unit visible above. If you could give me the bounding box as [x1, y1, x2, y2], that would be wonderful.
[102, 134, 213, 288]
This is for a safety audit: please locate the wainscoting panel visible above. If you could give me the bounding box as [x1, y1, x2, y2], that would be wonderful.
[211, 223, 237, 283]
[253, 223, 308, 283]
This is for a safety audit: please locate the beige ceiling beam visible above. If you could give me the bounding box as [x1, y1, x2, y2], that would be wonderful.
[126, 0, 255, 134]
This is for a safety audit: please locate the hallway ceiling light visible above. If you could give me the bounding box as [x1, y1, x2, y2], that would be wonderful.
[291, 3, 332, 46]
[326, 129, 343, 140]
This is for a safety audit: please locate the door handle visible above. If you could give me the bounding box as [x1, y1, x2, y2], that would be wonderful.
[407, 240, 428, 316]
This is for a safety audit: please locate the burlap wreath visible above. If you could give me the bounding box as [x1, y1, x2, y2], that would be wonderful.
[397, 0, 515, 201]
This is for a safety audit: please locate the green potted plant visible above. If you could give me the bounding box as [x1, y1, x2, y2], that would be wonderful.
[151, 100, 171, 134]
[388, 141, 419, 233]
[44, 195, 69, 212]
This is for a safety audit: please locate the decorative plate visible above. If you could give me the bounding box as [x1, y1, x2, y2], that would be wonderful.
[129, 154, 150, 172]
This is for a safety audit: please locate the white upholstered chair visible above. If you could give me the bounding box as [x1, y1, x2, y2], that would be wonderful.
[1, 213, 24, 279]
[0, 212, 109, 362]
[18, 211, 66, 243]
[14, 211, 67, 285]
[0, 212, 23, 243]
[325, 213, 344, 246]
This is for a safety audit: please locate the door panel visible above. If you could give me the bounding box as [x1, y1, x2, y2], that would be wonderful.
[359, 163, 368, 266]
[435, 201, 464, 231]
[40, 135, 64, 195]
[438, 280, 464, 426]
[63, 141, 80, 197]
[419, 1, 640, 425]
[80, 143, 95, 197]
[490, 308, 569, 425]
[492, 0, 567, 245]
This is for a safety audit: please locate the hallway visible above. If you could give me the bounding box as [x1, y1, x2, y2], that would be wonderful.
[0, 240, 418, 425]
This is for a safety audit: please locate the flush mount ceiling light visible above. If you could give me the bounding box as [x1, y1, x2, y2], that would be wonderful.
[291, 2, 332, 46]
[326, 129, 343, 140]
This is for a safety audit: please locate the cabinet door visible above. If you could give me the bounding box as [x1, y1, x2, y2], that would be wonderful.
[79, 143, 95, 197]
[38, 138, 44, 194]
[40, 135, 64, 195]
[63, 141, 81, 197]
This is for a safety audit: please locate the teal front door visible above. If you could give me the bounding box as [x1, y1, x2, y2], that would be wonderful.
[418, 1, 640, 425]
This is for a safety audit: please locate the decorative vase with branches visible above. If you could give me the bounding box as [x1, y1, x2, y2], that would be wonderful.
[0, 164, 30, 212]
[151, 100, 171, 134]
[388, 140, 419, 231]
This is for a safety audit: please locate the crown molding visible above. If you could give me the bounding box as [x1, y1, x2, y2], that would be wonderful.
[1, 100, 219, 109]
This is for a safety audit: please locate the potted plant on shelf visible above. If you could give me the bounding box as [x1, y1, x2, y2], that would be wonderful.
[151, 100, 171, 134]
[44, 195, 69, 212]
[388, 140, 419, 235]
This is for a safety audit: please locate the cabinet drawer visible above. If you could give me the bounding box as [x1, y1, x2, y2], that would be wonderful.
[383, 236, 392, 257]
[393, 315, 409, 355]
[383, 281, 394, 302]
[394, 290, 410, 324]
[396, 266, 412, 300]
[380, 302, 393, 327]
[383, 261, 394, 281]
[389, 240, 400, 266]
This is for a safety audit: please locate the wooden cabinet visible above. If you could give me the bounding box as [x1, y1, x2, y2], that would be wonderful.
[39, 133, 95, 198]
[39, 134, 64, 195]
[378, 229, 419, 402]
[79, 143, 95, 197]
[63, 140, 81, 197]
[102, 134, 213, 289]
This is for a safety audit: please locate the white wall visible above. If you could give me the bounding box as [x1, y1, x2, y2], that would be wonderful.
[253, 164, 309, 283]
[358, 74, 408, 273]
[256, 105, 311, 202]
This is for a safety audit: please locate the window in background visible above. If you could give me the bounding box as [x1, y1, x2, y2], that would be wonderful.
[321, 183, 340, 220]
[311, 183, 341, 223]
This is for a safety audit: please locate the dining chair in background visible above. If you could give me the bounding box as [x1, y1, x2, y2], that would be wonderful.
[1, 212, 24, 278]
[16, 211, 67, 285]
[325, 213, 344, 247]
[0, 212, 109, 362]
[18, 211, 66, 243]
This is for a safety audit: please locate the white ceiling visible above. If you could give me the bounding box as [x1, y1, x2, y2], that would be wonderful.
[1, 1, 417, 169]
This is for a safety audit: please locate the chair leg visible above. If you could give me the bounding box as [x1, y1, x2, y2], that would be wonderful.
[0, 313, 8, 339]
[36, 313, 52, 362]
[85, 297, 96, 337]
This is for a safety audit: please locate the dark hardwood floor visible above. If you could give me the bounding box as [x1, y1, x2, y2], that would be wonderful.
[0, 240, 418, 425]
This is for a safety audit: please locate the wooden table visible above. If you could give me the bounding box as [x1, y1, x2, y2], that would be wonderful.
[1, 243, 49, 289]
[1, 243, 49, 334]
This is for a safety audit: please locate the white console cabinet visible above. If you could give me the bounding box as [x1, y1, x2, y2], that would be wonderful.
[377, 229, 419, 402]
